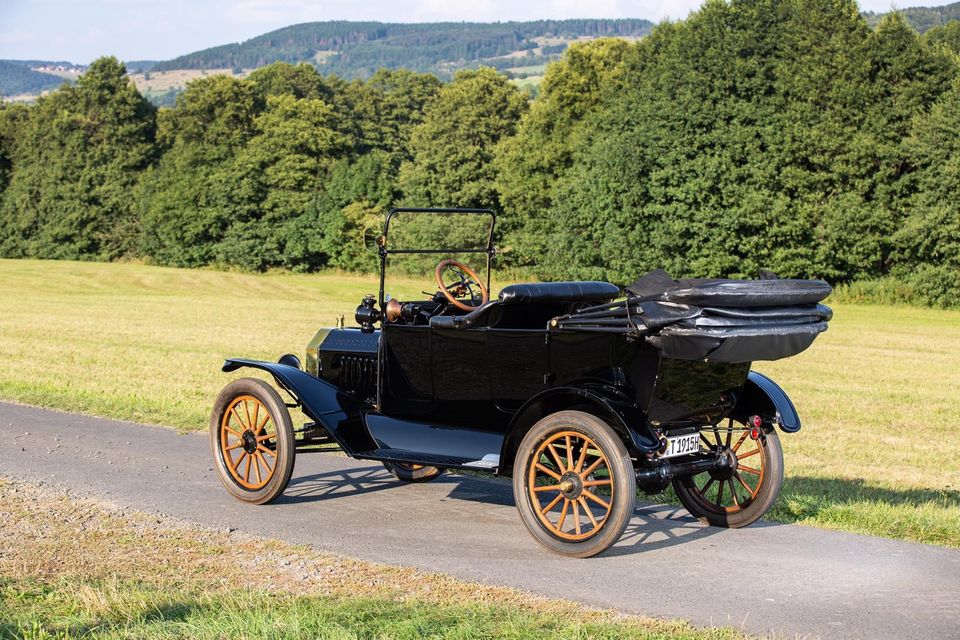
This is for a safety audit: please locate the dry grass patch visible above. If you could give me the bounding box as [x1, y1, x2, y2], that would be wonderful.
[128, 69, 243, 93]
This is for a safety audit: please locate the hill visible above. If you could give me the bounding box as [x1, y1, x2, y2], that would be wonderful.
[864, 1, 960, 32]
[152, 19, 654, 79]
[0, 61, 69, 97]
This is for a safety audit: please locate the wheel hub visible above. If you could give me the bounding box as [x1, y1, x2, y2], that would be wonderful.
[241, 430, 258, 454]
[707, 448, 738, 481]
[559, 471, 583, 499]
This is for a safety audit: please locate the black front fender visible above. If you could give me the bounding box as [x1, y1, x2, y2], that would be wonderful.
[732, 371, 801, 433]
[222, 358, 375, 453]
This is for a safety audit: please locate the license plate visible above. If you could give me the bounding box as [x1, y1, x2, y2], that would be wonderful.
[660, 432, 701, 458]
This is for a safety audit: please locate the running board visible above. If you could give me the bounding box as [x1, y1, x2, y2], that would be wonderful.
[355, 448, 482, 469]
[360, 412, 505, 471]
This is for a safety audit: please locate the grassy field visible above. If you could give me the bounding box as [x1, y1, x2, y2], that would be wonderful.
[128, 69, 244, 94]
[0, 478, 742, 640]
[1, 259, 958, 546]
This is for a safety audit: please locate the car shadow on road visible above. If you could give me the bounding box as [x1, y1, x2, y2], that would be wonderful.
[445, 472, 783, 556]
[279, 465, 746, 556]
[278, 465, 405, 503]
[603, 504, 729, 556]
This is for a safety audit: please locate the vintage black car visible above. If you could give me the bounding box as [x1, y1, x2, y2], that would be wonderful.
[210, 208, 832, 557]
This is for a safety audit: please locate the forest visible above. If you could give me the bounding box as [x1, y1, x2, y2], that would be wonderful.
[1, 0, 959, 306]
[154, 19, 655, 79]
[864, 1, 960, 31]
[0, 61, 67, 97]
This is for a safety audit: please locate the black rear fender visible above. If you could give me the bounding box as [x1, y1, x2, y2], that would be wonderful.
[222, 358, 376, 453]
[731, 371, 801, 433]
[498, 385, 660, 476]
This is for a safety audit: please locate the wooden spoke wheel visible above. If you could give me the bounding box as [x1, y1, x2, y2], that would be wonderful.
[210, 378, 295, 505]
[513, 410, 635, 558]
[673, 419, 784, 528]
[383, 461, 443, 483]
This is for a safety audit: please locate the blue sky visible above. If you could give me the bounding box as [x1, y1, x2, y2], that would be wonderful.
[0, 0, 952, 63]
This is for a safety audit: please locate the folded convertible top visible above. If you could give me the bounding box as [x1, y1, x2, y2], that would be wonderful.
[552, 270, 833, 363]
[624, 269, 832, 307]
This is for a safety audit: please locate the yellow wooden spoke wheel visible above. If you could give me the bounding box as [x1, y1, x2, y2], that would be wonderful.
[210, 378, 295, 505]
[513, 410, 636, 558]
[673, 419, 784, 528]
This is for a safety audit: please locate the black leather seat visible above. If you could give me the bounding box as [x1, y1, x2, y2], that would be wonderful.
[498, 281, 620, 305]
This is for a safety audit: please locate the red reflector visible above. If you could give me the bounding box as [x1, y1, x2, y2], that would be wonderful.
[752, 415, 763, 428]
[750, 426, 761, 439]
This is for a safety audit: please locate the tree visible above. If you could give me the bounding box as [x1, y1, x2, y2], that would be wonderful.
[925, 21, 960, 56]
[0, 57, 156, 260]
[363, 68, 442, 158]
[399, 67, 528, 210]
[139, 75, 262, 267]
[494, 38, 631, 266]
[892, 79, 960, 306]
[534, 0, 957, 284]
[0, 103, 28, 197]
[313, 152, 398, 271]
[215, 93, 352, 271]
[246, 62, 335, 101]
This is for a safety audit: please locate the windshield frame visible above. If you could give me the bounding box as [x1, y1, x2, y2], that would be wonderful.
[378, 207, 497, 308]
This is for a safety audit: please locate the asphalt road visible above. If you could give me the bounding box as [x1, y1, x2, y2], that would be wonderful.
[3, 401, 958, 639]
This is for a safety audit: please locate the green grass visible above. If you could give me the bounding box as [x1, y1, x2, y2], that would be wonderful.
[0, 259, 958, 546]
[0, 579, 736, 640]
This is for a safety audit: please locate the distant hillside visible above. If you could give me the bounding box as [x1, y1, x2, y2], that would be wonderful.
[124, 60, 159, 74]
[865, 1, 960, 32]
[153, 19, 654, 79]
[0, 61, 68, 97]
[5, 4, 960, 100]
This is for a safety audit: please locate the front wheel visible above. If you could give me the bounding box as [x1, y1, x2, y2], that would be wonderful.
[513, 410, 636, 558]
[210, 377, 295, 505]
[672, 421, 784, 528]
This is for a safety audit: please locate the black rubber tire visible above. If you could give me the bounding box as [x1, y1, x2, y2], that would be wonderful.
[383, 461, 443, 483]
[210, 377, 296, 505]
[512, 410, 636, 558]
[673, 426, 784, 528]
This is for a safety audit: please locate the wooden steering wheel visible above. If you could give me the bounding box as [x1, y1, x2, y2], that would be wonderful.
[434, 259, 489, 312]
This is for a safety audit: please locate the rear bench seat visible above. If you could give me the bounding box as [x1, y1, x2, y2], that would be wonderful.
[498, 281, 620, 305]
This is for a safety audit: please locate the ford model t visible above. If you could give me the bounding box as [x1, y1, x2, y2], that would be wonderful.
[211, 208, 832, 557]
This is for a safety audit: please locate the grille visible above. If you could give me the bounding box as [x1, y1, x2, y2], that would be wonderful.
[335, 354, 377, 401]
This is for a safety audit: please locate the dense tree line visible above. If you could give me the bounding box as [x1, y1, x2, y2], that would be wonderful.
[1, 0, 959, 306]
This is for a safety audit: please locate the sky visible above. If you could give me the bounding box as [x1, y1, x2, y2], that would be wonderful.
[0, 0, 953, 64]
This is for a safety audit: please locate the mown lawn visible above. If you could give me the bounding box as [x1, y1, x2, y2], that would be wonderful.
[0, 479, 741, 640]
[1, 259, 958, 546]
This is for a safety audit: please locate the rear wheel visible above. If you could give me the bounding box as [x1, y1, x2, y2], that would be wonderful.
[210, 378, 295, 505]
[672, 420, 784, 528]
[383, 461, 443, 482]
[513, 411, 636, 558]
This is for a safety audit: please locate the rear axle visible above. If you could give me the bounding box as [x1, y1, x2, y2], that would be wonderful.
[635, 452, 731, 493]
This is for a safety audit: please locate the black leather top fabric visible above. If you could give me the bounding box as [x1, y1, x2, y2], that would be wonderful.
[625, 269, 831, 307]
[498, 281, 620, 305]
